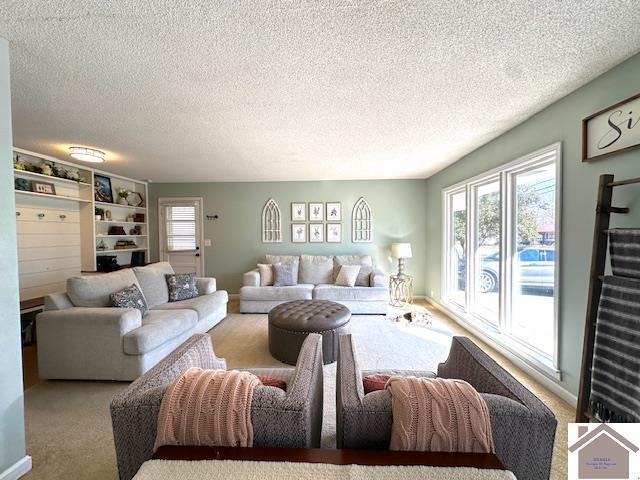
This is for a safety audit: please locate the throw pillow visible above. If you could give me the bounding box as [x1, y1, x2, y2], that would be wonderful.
[257, 375, 287, 391]
[363, 374, 392, 394]
[273, 263, 298, 286]
[165, 273, 198, 302]
[335, 265, 361, 287]
[257, 263, 274, 286]
[110, 284, 149, 317]
[355, 265, 374, 286]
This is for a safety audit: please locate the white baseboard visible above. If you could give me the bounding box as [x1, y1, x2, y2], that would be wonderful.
[0, 456, 32, 480]
[426, 296, 577, 408]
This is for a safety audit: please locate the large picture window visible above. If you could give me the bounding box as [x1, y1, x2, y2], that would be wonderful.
[442, 143, 561, 376]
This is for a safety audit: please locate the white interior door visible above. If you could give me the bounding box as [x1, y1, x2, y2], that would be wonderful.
[159, 197, 204, 276]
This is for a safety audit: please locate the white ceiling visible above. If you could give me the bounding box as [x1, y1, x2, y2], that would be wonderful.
[1, 1, 639, 183]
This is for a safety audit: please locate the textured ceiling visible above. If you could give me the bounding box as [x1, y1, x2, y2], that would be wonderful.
[1, 1, 639, 182]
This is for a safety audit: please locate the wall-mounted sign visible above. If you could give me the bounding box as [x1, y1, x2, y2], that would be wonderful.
[582, 92, 640, 162]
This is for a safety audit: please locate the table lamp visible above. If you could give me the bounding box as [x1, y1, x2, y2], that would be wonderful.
[391, 242, 412, 277]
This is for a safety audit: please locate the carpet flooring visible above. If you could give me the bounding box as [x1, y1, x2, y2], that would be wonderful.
[22, 302, 572, 479]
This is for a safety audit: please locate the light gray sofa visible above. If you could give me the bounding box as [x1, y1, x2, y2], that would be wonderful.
[36, 262, 228, 381]
[337, 334, 557, 480]
[240, 254, 388, 314]
[111, 333, 324, 480]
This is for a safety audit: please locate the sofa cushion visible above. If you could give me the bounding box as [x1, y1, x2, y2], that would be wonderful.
[265, 255, 299, 281]
[257, 264, 274, 286]
[67, 269, 140, 307]
[335, 265, 361, 287]
[240, 284, 314, 301]
[313, 285, 389, 302]
[133, 262, 175, 307]
[333, 255, 373, 285]
[123, 308, 197, 355]
[153, 290, 229, 321]
[300, 255, 334, 284]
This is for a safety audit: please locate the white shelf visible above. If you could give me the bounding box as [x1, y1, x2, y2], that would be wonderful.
[96, 235, 147, 238]
[15, 189, 92, 203]
[96, 248, 147, 254]
[95, 201, 146, 211]
[14, 169, 92, 186]
[96, 220, 147, 225]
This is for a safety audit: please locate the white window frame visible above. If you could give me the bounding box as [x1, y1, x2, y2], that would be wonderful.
[441, 142, 562, 380]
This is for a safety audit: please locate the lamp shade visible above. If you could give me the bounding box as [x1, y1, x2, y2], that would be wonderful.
[391, 242, 412, 258]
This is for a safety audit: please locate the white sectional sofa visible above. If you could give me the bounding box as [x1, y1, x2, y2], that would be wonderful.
[240, 254, 388, 314]
[36, 262, 228, 381]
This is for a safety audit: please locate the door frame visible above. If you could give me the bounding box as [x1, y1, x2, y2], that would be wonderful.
[158, 196, 205, 276]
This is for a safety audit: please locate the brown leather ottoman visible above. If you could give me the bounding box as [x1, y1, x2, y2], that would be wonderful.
[268, 300, 351, 365]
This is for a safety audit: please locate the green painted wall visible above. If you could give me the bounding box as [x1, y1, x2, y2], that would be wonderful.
[424, 53, 640, 396]
[149, 180, 427, 294]
[0, 37, 27, 474]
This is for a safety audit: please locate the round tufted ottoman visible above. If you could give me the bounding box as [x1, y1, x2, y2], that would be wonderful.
[268, 300, 351, 365]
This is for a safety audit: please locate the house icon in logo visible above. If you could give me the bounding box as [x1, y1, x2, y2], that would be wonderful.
[569, 424, 639, 479]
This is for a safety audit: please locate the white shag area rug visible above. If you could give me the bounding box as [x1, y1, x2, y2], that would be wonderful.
[133, 459, 516, 480]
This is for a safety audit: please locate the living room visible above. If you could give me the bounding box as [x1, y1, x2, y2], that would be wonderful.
[1, 3, 640, 480]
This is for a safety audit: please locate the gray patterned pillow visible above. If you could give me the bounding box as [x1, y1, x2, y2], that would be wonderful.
[110, 284, 149, 317]
[273, 263, 298, 287]
[165, 273, 198, 302]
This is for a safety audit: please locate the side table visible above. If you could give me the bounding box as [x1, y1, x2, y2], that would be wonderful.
[389, 274, 413, 306]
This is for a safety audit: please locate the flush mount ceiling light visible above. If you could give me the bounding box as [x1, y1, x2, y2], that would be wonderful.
[69, 146, 106, 163]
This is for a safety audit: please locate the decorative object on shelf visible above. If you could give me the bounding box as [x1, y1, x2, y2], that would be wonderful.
[96, 255, 119, 272]
[127, 191, 144, 207]
[126, 215, 135, 222]
[69, 146, 106, 163]
[309, 202, 323, 221]
[133, 213, 145, 222]
[109, 226, 127, 235]
[105, 210, 112, 221]
[94, 174, 113, 203]
[327, 223, 342, 243]
[291, 223, 306, 243]
[13, 154, 26, 170]
[262, 198, 282, 243]
[131, 250, 146, 267]
[14, 178, 31, 191]
[130, 225, 142, 235]
[326, 202, 341, 221]
[97, 239, 108, 251]
[389, 274, 414, 306]
[309, 223, 324, 242]
[582, 92, 640, 162]
[352, 197, 372, 242]
[391, 242, 412, 277]
[116, 187, 130, 205]
[40, 162, 53, 176]
[95, 207, 104, 220]
[31, 181, 56, 195]
[114, 239, 138, 250]
[291, 202, 306, 221]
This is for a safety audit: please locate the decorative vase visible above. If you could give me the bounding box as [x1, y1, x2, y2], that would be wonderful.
[117, 197, 128, 205]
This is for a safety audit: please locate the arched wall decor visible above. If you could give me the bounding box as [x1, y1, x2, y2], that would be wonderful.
[352, 197, 372, 243]
[262, 198, 282, 243]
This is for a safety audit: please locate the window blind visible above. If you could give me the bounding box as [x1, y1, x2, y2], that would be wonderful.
[165, 205, 196, 251]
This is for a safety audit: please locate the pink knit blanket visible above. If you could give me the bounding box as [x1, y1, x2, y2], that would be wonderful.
[385, 376, 494, 453]
[154, 368, 260, 451]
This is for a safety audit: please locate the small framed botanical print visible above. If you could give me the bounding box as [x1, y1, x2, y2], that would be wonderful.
[309, 223, 324, 242]
[327, 223, 342, 243]
[32, 181, 56, 195]
[291, 202, 306, 221]
[309, 202, 324, 222]
[326, 202, 341, 221]
[291, 223, 307, 243]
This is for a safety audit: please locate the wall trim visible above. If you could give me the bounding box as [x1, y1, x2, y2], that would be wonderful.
[426, 296, 577, 407]
[0, 456, 32, 480]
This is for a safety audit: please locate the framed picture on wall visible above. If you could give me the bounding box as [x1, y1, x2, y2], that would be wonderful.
[326, 202, 341, 221]
[309, 224, 324, 242]
[291, 223, 307, 243]
[94, 174, 113, 203]
[309, 202, 324, 221]
[291, 202, 306, 221]
[327, 223, 341, 243]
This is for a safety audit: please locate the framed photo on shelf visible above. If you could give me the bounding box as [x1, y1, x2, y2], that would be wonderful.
[309, 202, 324, 221]
[94, 174, 113, 203]
[31, 181, 56, 195]
[291, 223, 307, 243]
[326, 202, 341, 221]
[327, 223, 342, 243]
[309, 223, 324, 243]
[291, 202, 306, 221]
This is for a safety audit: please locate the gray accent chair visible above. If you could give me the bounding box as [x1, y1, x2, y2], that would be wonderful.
[240, 254, 389, 314]
[36, 262, 228, 380]
[336, 334, 557, 480]
[111, 333, 324, 480]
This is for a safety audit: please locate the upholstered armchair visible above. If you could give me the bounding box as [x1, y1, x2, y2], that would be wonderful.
[336, 334, 557, 480]
[111, 333, 324, 480]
